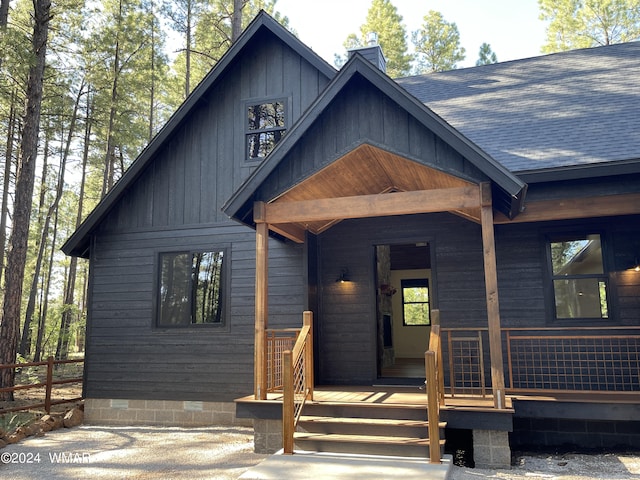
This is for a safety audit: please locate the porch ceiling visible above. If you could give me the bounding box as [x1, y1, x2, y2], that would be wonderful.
[268, 144, 479, 237]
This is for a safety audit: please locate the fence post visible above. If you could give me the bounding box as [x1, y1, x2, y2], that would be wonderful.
[425, 351, 441, 464]
[45, 356, 54, 414]
[282, 350, 294, 454]
[303, 311, 314, 401]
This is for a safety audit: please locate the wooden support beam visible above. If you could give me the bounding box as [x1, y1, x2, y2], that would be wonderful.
[479, 183, 507, 409]
[264, 186, 480, 224]
[269, 223, 306, 243]
[255, 205, 269, 400]
[494, 193, 640, 224]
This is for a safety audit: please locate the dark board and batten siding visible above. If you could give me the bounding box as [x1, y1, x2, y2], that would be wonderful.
[256, 75, 491, 204]
[99, 31, 331, 233]
[86, 223, 305, 401]
[316, 213, 640, 385]
[84, 32, 330, 401]
[316, 213, 487, 385]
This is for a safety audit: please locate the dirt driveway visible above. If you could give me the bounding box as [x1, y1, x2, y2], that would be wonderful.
[0, 425, 267, 479]
[1, 425, 639, 479]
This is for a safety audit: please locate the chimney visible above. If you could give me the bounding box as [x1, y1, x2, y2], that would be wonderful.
[347, 32, 386, 73]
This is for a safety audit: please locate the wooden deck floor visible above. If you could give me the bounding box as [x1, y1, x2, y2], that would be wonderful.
[237, 385, 513, 412]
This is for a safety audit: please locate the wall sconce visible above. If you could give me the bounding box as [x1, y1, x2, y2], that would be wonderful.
[336, 268, 350, 283]
[630, 257, 640, 272]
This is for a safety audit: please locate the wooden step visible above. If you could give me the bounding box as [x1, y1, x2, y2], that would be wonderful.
[294, 431, 446, 458]
[295, 398, 446, 458]
[299, 415, 445, 438]
[303, 401, 428, 421]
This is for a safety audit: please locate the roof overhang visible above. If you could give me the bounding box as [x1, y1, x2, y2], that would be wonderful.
[223, 54, 527, 234]
[263, 143, 483, 241]
[62, 11, 336, 258]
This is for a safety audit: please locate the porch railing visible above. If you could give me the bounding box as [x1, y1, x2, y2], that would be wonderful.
[266, 328, 300, 393]
[505, 327, 640, 394]
[442, 327, 489, 396]
[425, 319, 444, 464]
[282, 311, 314, 454]
[441, 326, 640, 397]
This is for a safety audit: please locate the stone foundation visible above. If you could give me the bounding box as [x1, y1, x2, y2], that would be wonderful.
[253, 419, 282, 454]
[84, 398, 252, 427]
[473, 429, 511, 469]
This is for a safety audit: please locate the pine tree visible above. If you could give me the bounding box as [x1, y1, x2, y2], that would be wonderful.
[476, 43, 498, 66]
[0, 0, 51, 400]
[340, 0, 412, 78]
[412, 10, 465, 74]
[539, 0, 640, 53]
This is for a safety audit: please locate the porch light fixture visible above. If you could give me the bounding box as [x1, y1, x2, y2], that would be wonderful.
[631, 257, 640, 272]
[336, 268, 350, 283]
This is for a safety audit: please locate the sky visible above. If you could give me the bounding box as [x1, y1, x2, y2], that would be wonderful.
[275, 0, 548, 68]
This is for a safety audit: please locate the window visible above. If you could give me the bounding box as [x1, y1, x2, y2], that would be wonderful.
[401, 278, 430, 326]
[157, 250, 225, 327]
[548, 233, 609, 320]
[246, 100, 286, 159]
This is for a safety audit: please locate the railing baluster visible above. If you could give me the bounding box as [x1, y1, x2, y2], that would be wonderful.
[425, 350, 441, 464]
[282, 349, 294, 454]
[281, 311, 314, 455]
[303, 311, 314, 401]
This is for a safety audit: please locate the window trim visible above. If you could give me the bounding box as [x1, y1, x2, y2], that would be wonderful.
[154, 246, 230, 331]
[544, 231, 611, 323]
[244, 97, 289, 162]
[401, 278, 431, 327]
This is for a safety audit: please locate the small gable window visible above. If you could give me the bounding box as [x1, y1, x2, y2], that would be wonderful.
[157, 250, 226, 327]
[246, 99, 286, 160]
[547, 233, 609, 320]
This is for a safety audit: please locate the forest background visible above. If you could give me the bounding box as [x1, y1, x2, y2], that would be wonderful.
[0, 0, 638, 398]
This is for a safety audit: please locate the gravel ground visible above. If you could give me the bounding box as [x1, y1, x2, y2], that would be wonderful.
[452, 452, 640, 480]
[1, 425, 639, 479]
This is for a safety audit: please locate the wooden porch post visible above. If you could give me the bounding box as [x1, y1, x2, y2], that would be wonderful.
[255, 202, 269, 400]
[479, 183, 507, 409]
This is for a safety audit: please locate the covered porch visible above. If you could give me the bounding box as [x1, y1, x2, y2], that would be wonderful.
[222, 55, 640, 465]
[244, 143, 517, 465]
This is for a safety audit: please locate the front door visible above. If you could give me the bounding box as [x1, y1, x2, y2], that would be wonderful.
[375, 243, 433, 383]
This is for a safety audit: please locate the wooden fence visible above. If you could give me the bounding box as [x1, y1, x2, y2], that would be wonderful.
[0, 357, 84, 414]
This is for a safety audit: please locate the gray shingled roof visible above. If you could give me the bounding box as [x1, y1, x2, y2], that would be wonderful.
[396, 42, 640, 173]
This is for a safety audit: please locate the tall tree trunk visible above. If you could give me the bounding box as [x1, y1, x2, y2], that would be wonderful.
[231, 0, 243, 42]
[39, 205, 57, 360]
[149, 0, 155, 141]
[0, 0, 9, 68]
[18, 125, 50, 358]
[38, 85, 92, 361]
[0, 0, 51, 400]
[20, 80, 82, 358]
[0, 89, 17, 290]
[33, 261, 49, 362]
[101, 0, 122, 198]
[185, 0, 191, 97]
[0, 0, 8, 27]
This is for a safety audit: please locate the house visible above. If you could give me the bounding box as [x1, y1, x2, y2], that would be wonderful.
[62, 11, 640, 468]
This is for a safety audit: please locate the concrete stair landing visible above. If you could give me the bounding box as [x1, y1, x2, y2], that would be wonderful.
[239, 451, 453, 480]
